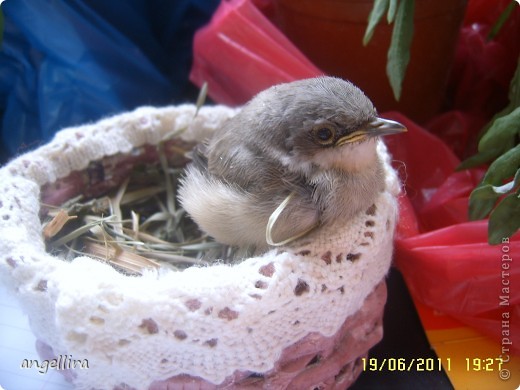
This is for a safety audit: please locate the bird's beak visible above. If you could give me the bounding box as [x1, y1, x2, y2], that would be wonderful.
[367, 117, 408, 136]
[336, 117, 407, 146]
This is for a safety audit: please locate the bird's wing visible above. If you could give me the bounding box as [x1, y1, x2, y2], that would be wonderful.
[248, 164, 322, 246]
[187, 133, 321, 248]
[188, 142, 210, 173]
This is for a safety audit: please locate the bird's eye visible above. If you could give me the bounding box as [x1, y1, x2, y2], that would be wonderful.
[313, 126, 335, 145]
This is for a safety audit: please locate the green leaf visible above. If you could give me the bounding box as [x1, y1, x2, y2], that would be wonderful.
[473, 184, 511, 199]
[478, 106, 520, 154]
[480, 144, 520, 186]
[363, 0, 389, 46]
[468, 149, 520, 221]
[468, 185, 500, 220]
[457, 148, 502, 170]
[480, 57, 520, 137]
[515, 168, 520, 191]
[494, 183, 516, 197]
[508, 55, 520, 107]
[488, 193, 520, 244]
[387, 0, 398, 23]
[386, 0, 414, 101]
[461, 57, 520, 170]
[487, 1, 517, 41]
[468, 171, 520, 220]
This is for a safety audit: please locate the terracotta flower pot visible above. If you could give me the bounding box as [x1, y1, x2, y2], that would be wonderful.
[272, 0, 468, 123]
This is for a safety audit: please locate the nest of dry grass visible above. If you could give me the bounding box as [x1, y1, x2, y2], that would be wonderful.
[41, 84, 247, 275]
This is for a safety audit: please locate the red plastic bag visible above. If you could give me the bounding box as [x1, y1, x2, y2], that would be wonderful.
[381, 113, 460, 214]
[190, 0, 520, 350]
[190, 0, 322, 106]
[395, 221, 520, 351]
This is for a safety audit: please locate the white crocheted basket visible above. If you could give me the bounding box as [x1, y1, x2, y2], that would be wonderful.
[0, 105, 400, 389]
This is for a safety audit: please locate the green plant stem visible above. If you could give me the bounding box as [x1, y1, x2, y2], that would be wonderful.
[487, 1, 518, 41]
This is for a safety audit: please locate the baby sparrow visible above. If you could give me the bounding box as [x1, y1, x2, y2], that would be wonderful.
[179, 77, 406, 250]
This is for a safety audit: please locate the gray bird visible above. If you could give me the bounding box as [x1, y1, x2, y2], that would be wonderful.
[178, 76, 406, 251]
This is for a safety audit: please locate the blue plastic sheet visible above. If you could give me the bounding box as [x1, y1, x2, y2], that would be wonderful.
[0, 0, 219, 157]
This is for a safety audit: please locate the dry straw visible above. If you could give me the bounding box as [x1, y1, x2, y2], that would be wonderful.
[42, 84, 231, 275]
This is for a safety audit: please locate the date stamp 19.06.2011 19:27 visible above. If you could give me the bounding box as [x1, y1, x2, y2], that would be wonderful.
[361, 357, 506, 373]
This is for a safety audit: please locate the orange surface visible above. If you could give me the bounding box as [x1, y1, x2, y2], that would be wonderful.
[413, 298, 520, 390]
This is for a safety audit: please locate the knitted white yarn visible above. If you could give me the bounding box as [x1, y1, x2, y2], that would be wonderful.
[0, 104, 400, 389]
